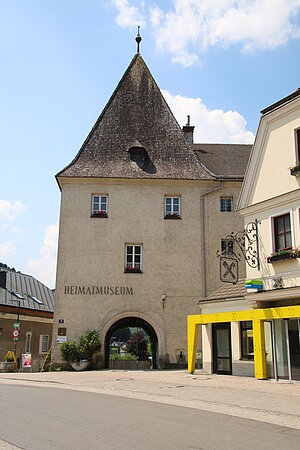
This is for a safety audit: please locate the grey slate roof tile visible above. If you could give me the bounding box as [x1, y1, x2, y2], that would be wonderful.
[0, 269, 54, 313]
[57, 54, 213, 182]
[193, 143, 252, 179]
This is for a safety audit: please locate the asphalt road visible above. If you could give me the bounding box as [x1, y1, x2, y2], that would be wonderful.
[0, 385, 299, 450]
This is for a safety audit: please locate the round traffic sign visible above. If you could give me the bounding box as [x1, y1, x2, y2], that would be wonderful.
[13, 329, 19, 338]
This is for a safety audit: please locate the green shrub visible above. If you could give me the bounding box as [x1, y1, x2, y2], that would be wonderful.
[60, 329, 101, 362]
[78, 329, 101, 361]
[60, 341, 80, 362]
[5, 351, 16, 362]
[111, 352, 136, 361]
[55, 367, 62, 372]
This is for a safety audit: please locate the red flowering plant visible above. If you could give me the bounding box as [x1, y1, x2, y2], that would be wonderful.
[124, 265, 142, 273]
[267, 247, 300, 263]
[92, 210, 108, 218]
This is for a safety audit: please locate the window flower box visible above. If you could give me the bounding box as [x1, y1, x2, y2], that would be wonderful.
[164, 213, 181, 219]
[92, 211, 108, 218]
[290, 163, 300, 176]
[267, 248, 300, 263]
[124, 266, 142, 273]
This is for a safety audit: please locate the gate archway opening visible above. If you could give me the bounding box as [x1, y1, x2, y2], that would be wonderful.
[105, 317, 158, 369]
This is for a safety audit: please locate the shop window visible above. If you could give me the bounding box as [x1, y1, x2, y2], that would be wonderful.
[25, 332, 32, 353]
[220, 197, 233, 212]
[165, 196, 181, 219]
[125, 245, 142, 273]
[39, 335, 49, 354]
[274, 213, 292, 251]
[241, 321, 254, 360]
[92, 194, 108, 218]
[221, 239, 234, 255]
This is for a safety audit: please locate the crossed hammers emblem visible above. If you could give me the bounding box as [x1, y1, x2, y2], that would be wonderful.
[222, 259, 236, 281]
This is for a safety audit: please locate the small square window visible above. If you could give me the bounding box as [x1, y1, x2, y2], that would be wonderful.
[221, 239, 234, 255]
[125, 245, 143, 273]
[92, 195, 108, 218]
[165, 197, 181, 219]
[220, 197, 233, 212]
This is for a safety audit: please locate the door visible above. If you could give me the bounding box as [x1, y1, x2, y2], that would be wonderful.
[288, 319, 300, 381]
[213, 323, 232, 375]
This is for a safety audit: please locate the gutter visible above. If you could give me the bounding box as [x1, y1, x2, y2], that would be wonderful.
[200, 181, 224, 300]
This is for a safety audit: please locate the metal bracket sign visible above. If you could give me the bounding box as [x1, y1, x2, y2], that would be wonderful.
[217, 219, 260, 284]
[220, 256, 238, 284]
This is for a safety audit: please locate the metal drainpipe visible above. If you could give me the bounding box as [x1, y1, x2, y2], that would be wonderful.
[201, 181, 224, 300]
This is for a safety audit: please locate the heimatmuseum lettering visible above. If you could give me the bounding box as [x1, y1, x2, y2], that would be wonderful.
[64, 285, 133, 296]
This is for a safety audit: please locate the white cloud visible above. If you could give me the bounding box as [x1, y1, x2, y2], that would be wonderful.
[162, 90, 255, 143]
[0, 240, 17, 259]
[0, 200, 26, 220]
[112, 0, 146, 28]
[28, 223, 58, 289]
[112, 0, 300, 65]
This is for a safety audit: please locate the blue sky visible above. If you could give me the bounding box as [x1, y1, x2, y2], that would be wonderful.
[1, 0, 300, 288]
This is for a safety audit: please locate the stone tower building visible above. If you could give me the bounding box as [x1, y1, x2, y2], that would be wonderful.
[52, 49, 251, 369]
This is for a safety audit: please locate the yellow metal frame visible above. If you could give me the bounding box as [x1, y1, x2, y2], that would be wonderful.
[187, 305, 300, 379]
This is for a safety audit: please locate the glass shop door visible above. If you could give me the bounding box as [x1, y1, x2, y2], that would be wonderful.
[272, 319, 300, 381]
[213, 323, 232, 375]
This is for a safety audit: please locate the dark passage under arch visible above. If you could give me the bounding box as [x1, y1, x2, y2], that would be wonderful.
[105, 317, 158, 369]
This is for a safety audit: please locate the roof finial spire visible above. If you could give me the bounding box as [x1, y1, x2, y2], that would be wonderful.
[136, 26, 142, 53]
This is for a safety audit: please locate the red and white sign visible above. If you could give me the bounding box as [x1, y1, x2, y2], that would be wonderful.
[13, 329, 19, 338]
[22, 353, 31, 368]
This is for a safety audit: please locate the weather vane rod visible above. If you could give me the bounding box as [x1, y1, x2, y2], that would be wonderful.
[136, 26, 142, 53]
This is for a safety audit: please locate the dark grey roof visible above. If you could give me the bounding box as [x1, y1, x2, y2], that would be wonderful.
[193, 143, 252, 179]
[261, 88, 300, 115]
[57, 54, 213, 183]
[0, 268, 54, 314]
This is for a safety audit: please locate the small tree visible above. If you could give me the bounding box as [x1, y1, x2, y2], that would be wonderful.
[78, 329, 101, 360]
[125, 331, 148, 360]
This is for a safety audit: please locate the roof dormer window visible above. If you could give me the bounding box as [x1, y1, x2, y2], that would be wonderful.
[127, 139, 156, 174]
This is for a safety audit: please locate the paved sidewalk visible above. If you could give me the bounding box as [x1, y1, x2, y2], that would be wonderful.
[0, 370, 299, 430]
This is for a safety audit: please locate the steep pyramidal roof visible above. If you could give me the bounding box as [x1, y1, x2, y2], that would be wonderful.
[57, 53, 213, 182]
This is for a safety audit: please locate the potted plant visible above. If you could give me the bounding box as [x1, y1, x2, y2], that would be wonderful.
[59, 329, 101, 371]
[290, 162, 300, 176]
[0, 351, 17, 372]
[267, 247, 300, 263]
[124, 265, 142, 273]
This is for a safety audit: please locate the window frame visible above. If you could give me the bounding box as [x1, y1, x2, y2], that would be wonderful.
[270, 211, 294, 253]
[240, 321, 254, 360]
[221, 239, 234, 256]
[25, 332, 32, 353]
[125, 244, 143, 273]
[91, 194, 108, 218]
[164, 196, 181, 219]
[294, 127, 300, 163]
[39, 334, 49, 354]
[220, 196, 233, 212]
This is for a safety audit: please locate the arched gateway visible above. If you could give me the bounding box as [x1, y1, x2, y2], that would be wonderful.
[105, 317, 158, 369]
